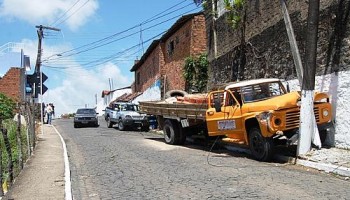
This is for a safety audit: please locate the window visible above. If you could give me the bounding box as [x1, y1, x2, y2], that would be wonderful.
[136, 72, 140, 85]
[167, 40, 175, 56]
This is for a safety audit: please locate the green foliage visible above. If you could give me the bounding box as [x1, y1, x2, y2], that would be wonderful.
[224, 0, 246, 29]
[1, 119, 29, 180]
[183, 53, 209, 93]
[0, 93, 15, 120]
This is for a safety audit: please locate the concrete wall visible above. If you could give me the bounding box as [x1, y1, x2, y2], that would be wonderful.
[205, 0, 350, 148]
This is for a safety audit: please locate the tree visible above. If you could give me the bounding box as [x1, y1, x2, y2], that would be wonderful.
[183, 53, 209, 93]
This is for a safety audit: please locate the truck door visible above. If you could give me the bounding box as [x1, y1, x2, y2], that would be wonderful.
[206, 90, 242, 137]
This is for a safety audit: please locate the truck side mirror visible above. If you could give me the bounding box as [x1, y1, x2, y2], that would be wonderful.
[214, 99, 221, 112]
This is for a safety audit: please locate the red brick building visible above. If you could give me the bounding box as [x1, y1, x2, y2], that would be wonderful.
[130, 12, 207, 98]
[0, 67, 25, 102]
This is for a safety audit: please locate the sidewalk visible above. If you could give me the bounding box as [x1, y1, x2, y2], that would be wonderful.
[296, 147, 350, 178]
[2, 124, 66, 200]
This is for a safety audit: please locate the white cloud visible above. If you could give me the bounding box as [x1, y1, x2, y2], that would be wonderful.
[10, 39, 132, 116]
[44, 61, 132, 116]
[0, 0, 99, 30]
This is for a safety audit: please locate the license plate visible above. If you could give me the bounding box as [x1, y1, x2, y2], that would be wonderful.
[82, 121, 88, 124]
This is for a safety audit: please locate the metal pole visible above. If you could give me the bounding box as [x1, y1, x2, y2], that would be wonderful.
[40, 71, 44, 135]
[280, 0, 303, 86]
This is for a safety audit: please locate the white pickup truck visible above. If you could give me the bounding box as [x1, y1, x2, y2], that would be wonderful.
[104, 102, 150, 131]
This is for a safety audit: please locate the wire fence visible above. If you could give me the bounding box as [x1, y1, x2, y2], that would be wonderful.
[0, 102, 39, 196]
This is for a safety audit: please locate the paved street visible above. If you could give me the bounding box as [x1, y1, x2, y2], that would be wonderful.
[55, 118, 349, 200]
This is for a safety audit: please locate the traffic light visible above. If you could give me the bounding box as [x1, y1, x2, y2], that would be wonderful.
[26, 72, 48, 98]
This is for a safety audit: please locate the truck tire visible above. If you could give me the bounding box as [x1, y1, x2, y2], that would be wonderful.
[163, 119, 180, 145]
[118, 120, 126, 131]
[248, 127, 274, 161]
[106, 117, 113, 128]
[165, 90, 188, 99]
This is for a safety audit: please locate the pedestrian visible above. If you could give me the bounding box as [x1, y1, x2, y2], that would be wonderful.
[46, 104, 53, 124]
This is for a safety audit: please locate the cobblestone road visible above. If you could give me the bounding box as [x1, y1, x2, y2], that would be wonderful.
[55, 118, 349, 200]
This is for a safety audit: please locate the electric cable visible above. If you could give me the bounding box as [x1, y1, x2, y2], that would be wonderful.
[50, 0, 82, 27]
[43, 3, 199, 62]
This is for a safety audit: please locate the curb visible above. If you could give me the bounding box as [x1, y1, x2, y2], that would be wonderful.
[296, 159, 350, 177]
[149, 130, 350, 178]
[52, 125, 73, 200]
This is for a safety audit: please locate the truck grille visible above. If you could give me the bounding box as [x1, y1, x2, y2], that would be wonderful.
[285, 107, 320, 130]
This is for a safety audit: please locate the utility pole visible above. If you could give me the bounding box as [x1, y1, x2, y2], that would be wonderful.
[35, 25, 60, 73]
[280, 0, 303, 85]
[34, 25, 60, 135]
[298, 0, 321, 155]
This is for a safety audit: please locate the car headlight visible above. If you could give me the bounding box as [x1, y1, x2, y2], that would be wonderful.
[322, 109, 329, 117]
[125, 115, 132, 119]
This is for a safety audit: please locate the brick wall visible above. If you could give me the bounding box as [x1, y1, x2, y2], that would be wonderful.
[162, 15, 207, 91]
[0, 67, 24, 102]
[135, 14, 207, 95]
[134, 45, 163, 93]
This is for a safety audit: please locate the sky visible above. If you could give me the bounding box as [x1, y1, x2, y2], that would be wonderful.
[0, 0, 201, 116]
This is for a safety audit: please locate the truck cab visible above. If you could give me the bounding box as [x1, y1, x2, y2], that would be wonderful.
[206, 78, 332, 161]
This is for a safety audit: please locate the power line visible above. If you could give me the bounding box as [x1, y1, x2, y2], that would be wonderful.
[45, 6, 200, 64]
[50, 0, 82, 26]
[43, 1, 197, 61]
[55, 0, 91, 26]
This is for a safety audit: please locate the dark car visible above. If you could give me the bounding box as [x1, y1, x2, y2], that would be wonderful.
[74, 108, 99, 128]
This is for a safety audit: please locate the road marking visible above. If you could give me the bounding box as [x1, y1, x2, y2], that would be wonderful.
[52, 125, 73, 200]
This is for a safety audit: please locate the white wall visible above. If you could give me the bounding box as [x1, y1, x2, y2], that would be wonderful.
[287, 71, 350, 149]
[132, 79, 161, 104]
[97, 88, 132, 116]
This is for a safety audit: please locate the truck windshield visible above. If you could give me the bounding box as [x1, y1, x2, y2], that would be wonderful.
[120, 104, 139, 111]
[241, 82, 286, 103]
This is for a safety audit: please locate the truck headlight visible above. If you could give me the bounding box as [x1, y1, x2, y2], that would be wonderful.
[257, 112, 271, 121]
[322, 109, 329, 117]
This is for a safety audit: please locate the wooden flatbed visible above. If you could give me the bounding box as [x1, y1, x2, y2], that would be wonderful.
[139, 101, 208, 120]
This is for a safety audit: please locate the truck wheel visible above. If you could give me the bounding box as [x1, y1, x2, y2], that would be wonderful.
[249, 127, 274, 161]
[106, 117, 113, 128]
[163, 120, 180, 145]
[118, 120, 125, 131]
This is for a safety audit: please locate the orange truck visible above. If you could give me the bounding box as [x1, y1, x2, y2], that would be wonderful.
[139, 78, 333, 161]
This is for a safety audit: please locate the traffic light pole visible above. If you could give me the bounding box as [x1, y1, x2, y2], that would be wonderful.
[34, 25, 60, 135]
[40, 71, 44, 135]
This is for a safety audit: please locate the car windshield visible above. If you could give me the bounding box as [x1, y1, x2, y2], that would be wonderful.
[240, 82, 286, 103]
[120, 104, 139, 111]
[76, 109, 96, 114]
